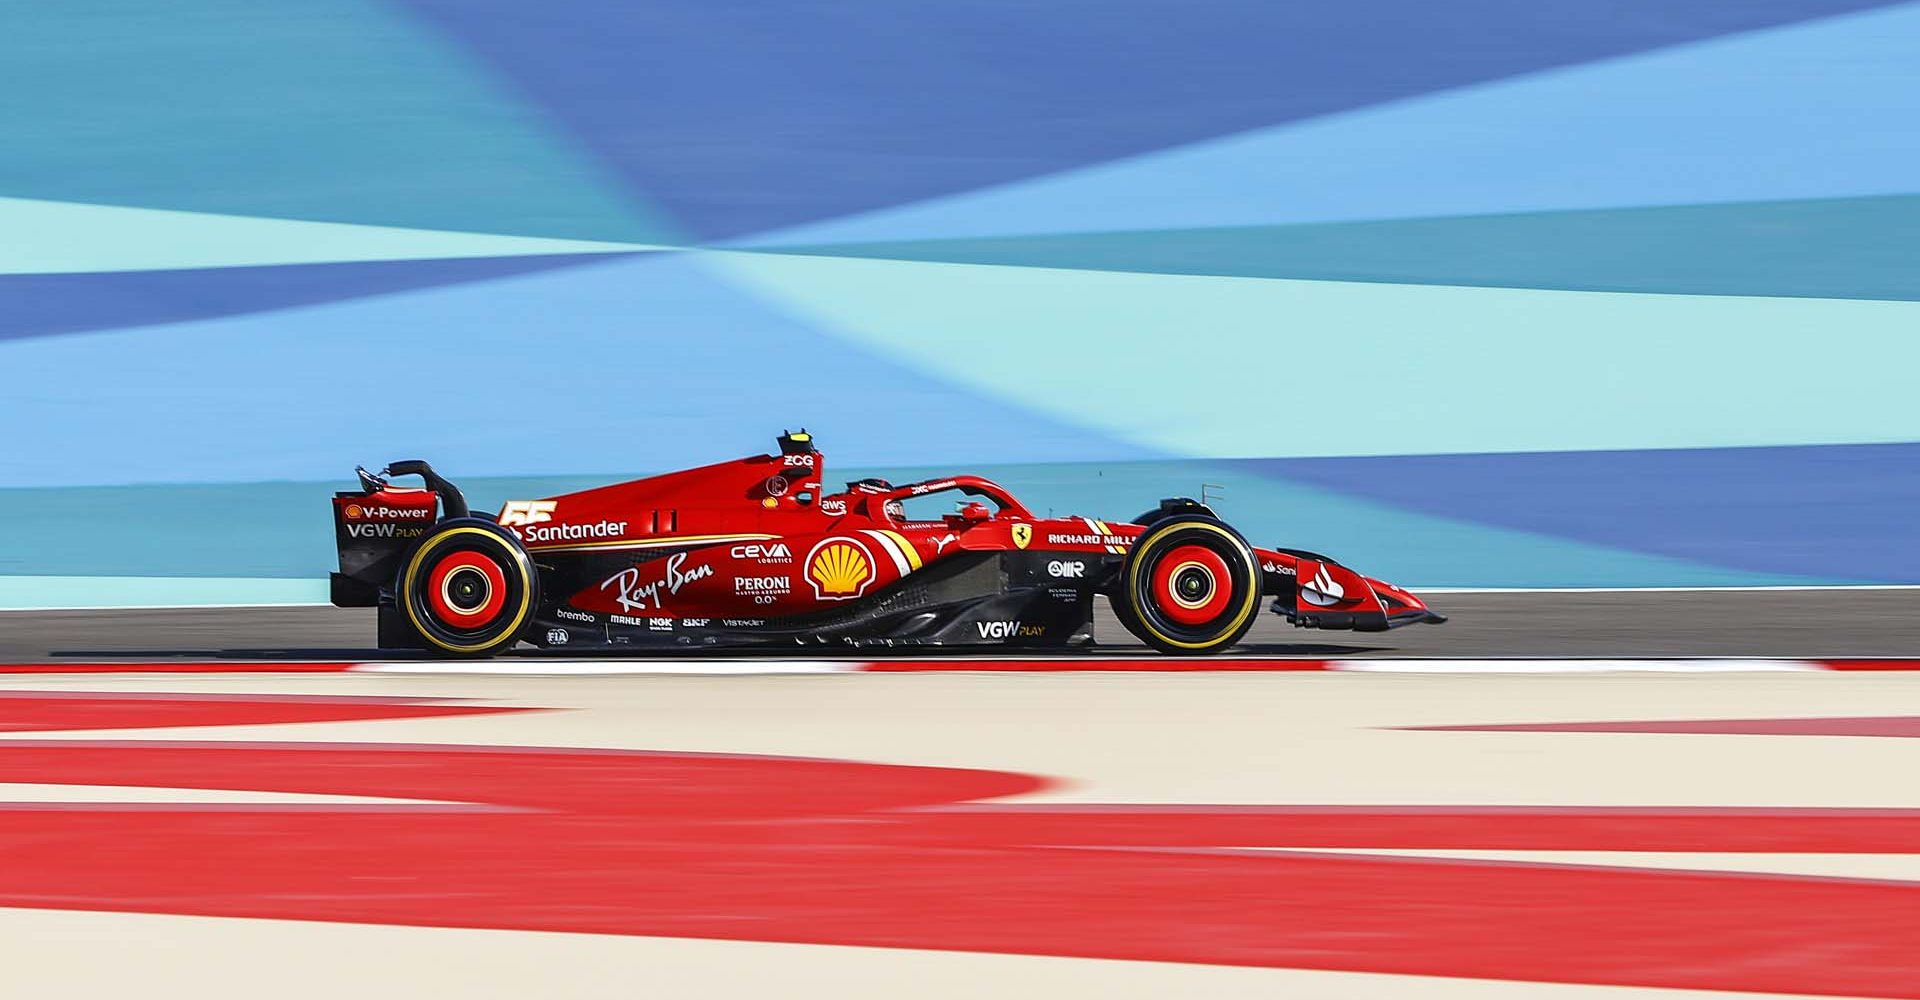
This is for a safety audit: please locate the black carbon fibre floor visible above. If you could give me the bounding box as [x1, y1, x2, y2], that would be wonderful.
[1, 589, 1916, 663]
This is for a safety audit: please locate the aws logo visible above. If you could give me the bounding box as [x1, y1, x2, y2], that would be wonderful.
[806, 537, 875, 600]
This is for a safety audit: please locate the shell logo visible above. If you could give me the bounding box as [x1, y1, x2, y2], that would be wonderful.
[806, 538, 874, 600]
[344, 504, 365, 521]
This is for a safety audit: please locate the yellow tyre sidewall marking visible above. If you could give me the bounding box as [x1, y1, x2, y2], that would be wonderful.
[1126, 521, 1259, 651]
[403, 526, 535, 654]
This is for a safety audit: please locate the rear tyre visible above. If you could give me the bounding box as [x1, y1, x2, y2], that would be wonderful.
[1117, 516, 1260, 655]
[396, 518, 537, 657]
[1106, 591, 1154, 645]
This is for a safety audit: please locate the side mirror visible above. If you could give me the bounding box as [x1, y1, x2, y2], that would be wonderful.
[958, 501, 992, 523]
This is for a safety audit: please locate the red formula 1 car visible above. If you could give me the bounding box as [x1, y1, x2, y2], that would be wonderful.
[329, 431, 1444, 656]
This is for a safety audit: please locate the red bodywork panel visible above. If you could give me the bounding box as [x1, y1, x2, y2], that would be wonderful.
[480, 446, 1433, 628]
[333, 487, 437, 528]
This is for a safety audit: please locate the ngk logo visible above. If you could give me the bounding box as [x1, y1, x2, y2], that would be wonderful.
[499, 500, 557, 527]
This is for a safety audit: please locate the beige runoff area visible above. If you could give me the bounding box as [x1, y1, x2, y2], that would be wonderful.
[3, 669, 1917, 1000]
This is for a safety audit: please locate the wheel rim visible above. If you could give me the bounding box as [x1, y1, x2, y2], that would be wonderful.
[1126, 521, 1259, 651]
[425, 549, 507, 629]
[1151, 544, 1232, 625]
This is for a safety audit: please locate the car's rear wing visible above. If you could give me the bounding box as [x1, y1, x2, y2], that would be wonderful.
[327, 461, 466, 608]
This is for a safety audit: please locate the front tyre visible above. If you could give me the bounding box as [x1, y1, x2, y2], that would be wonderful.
[397, 518, 537, 657]
[1117, 516, 1260, 655]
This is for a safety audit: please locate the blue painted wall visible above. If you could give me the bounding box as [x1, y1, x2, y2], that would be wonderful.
[4, 0, 1918, 602]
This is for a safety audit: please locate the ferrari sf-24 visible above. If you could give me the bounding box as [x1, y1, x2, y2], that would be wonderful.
[329, 431, 1444, 656]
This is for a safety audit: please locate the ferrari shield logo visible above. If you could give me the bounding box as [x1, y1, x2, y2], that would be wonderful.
[1011, 524, 1032, 549]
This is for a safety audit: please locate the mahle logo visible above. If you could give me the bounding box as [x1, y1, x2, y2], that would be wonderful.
[499, 500, 557, 527]
[806, 538, 874, 600]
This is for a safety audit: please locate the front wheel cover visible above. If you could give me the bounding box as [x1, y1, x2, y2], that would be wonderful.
[398, 519, 537, 657]
[1120, 517, 1260, 655]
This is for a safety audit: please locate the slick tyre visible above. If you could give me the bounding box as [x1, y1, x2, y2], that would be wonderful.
[1117, 516, 1261, 656]
[397, 518, 538, 657]
[1107, 591, 1154, 645]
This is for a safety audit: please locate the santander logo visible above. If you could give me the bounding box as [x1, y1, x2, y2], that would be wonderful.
[1300, 565, 1346, 607]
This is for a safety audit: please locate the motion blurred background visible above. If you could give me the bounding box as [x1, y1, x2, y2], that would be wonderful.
[5, 0, 1919, 606]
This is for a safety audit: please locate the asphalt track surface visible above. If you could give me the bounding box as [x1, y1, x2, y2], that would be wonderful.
[1, 588, 1916, 663]
[6, 592, 1920, 999]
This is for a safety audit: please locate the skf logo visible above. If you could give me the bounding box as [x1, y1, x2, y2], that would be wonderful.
[1010, 524, 1031, 549]
[499, 500, 557, 527]
[806, 538, 874, 600]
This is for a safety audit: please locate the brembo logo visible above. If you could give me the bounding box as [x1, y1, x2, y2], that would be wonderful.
[806, 538, 874, 600]
[499, 501, 557, 527]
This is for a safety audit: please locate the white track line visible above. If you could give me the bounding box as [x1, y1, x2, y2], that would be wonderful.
[347, 658, 1852, 676]
[1329, 658, 1825, 673]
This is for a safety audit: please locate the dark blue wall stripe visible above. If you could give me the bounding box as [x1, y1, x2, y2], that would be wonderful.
[396, 0, 1896, 239]
[0, 254, 627, 342]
